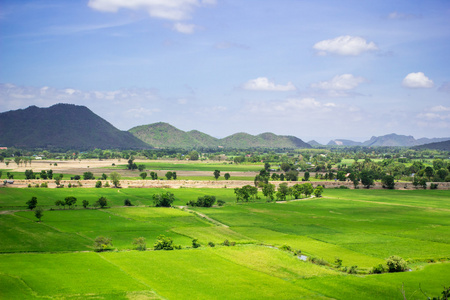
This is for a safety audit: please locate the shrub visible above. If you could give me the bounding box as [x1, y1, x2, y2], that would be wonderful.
[132, 237, 146, 251]
[82, 200, 89, 208]
[430, 183, 439, 190]
[334, 257, 343, 268]
[26, 197, 38, 210]
[124, 199, 133, 206]
[386, 255, 407, 272]
[222, 239, 230, 246]
[217, 199, 225, 206]
[40, 182, 48, 188]
[308, 257, 329, 266]
[94, 236, 113, 252]
[192, 239, 201, 248]
[371, 264, 387, 274]
[104, 181, 110, 187]
[280, 244, 292, 251]
[95, 197, 108, 208]
[208, 241, 215, 247]
[347, 265, 358, 274]
[95, 180, 102, 188]
[153, 192, 175, 207]
[154, 235, 176, 250]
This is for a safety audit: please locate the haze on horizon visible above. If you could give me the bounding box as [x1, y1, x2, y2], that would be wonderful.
[1, 0, 449, 144]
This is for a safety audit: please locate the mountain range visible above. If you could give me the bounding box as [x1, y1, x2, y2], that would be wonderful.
[1, 104, 449, 150]
[326, 134, 450, 147]
[129, 123, 311, 149]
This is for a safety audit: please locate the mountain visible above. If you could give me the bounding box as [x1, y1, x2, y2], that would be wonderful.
[327, 139, 362, 146]
[414, 140, 450, 151]
[129, 123, 311, 149]
[363, 134, 417, 147]
[307, 140, 322, 146]
[0, 104, 149, 150]
[416, 137, 450, 145]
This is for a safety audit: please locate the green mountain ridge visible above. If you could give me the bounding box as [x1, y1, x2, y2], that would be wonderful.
[129, 123, 312, 149]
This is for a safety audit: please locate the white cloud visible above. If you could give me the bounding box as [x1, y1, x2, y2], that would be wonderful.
[88, 0, 214, 21]
[313, 35, 378, 56]
[387, 12, 420, 20]
[173, 22, 196, 34]
[430, 105, 450, 112]
[311, 74, 366, 90]
[402, 72, 434, 88]
[242, 77, 296, 92]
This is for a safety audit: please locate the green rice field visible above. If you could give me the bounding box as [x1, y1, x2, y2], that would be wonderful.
[0, 188, 449, 299]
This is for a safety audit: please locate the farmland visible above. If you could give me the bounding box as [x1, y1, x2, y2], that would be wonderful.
[1, 186, 449, 299]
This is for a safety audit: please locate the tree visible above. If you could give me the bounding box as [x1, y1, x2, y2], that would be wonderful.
[153, 192, 175, 207]
[213, 170, 221, 180]
[192, 238, 201, 248]
[14, 157, 21, 167]
[154, 235, 175, 250]
[95, 180, 102, 188]
[110, 171, 121, 188]
[83, 172, 94, 180]
[82, 200, 89, 208]
[302, 182, 314, 197]
[150, 171, 158, 180]
[336, 171, 346, 181]
[40, 170, 48, 180]
[424, 166, 434, 179]
[124, 199, 133, 206]
[313, 186, 324, 197]
[196, 195, 216, 207]
[54, 174, 63, 187]
[382, 175, 395, 189]
[64, 196, 77, 209]
[165, 171, 173, 180]
[360, 172, 374, 189]
[280, 162, 291, 172]
[285, 170, 299, 181]
[94, 236, 113, 252]
[95, 197, 108, 208]
[304, 171, 310, 181]
[26, 196, 38, 210]
[172, 172, 177, 180]
[140, 172, 147, 179]
[138, 164, 145, 172]
[276, 183, 289, 201]
[386, 255, 407, 272]
[292, 183, 304, 199]
[34, 207, 44, 222]
[224, 173, 230, 180]
[55, 199, 65, 209]
[132, 237, 146, 251]
[264, 162, 271, 171]
[262, 183, 275, 201]
[25, 170, 35, 179]
[101, 173, 108, 180]
[188, 150, 199, 161]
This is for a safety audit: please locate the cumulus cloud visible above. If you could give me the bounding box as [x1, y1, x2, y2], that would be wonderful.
[311, 74, 366, 90]
[173, 22, 197, 34]
[88, 0, 215, 21]
[402, 72, 434, 88]
[242, 77, 296, 92]
[313, 35, 378, 56]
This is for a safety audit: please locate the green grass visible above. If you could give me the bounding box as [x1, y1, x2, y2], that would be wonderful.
[0, 188, 449, 299]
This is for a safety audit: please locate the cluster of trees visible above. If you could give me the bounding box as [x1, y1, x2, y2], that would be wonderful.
[234, 182, 323, 202]
[186, 195, 216, 207]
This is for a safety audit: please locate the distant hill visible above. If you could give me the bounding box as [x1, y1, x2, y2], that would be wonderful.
[0, 104, 149, 150]
[327, 134, 450, 147]
[129, 123, 311, 149]
[307, 140, 322, 146]
[414, 140, 450, 151]
[327, 139, 362, 146]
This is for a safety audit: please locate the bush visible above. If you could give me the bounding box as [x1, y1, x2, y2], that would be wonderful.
[208, 241, 215, 247]
[82, 200, 89, 208]
[222, 239, 230, 246]
[386, 255, 407, 272]
[95, 180, 102, 188]
[94, 236, 113, 252]
[192, 239, 201, 248]
[347, 265, 358, 274]
[132, 237, 146, 251]
[217, 199, 225, 206]
[308, 257, 329, 266]
[280, 244, 292, 251]
[187, 195, 216, 207]
[153, 192, 175, 207]
[371, 264, 387, 274]
[95, 197, 108, 208]
[154, 235, 176, 250]
[40, 182, 48, 188]
[430, 183, 439, 190]
[124, 199, 133, 206]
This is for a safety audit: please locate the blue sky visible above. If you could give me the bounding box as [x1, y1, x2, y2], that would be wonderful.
[1, 0, 449, 143]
